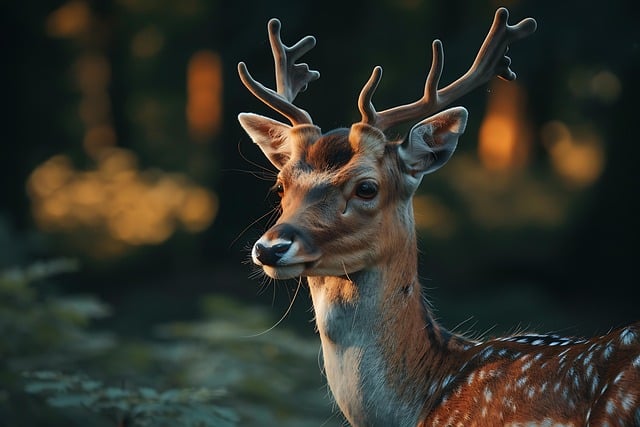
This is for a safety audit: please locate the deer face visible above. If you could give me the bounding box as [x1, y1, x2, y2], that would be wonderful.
[239, 108, 467, 279]
[237, 13, 531, 279]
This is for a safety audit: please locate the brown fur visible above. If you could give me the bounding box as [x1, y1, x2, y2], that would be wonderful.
[251, 124, 640, 426]
[305, 128, 354, 171]
[234, 10, 640, 425]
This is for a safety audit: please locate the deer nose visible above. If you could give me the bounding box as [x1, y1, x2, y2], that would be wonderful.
[253, 240, 293, 266]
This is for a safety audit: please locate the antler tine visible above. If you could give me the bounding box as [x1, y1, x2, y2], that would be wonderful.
[237, 62, 310, 124]
[359, 7, 537, 131]
[238, 18, 320, 126]
[358, 66, 383, 124]
[360, 40, 445, 129]
[438, 8, 537, 98]
[268, 19, 320, 102]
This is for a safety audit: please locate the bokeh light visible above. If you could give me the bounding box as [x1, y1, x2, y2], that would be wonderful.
[27, 148, 218, 256]
[541, 121, 605, 188]
[186, 50, 223, 142]
[478, 80, 532, 172]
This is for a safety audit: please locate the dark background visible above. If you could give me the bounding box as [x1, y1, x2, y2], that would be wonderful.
[1, 0, 639, 423]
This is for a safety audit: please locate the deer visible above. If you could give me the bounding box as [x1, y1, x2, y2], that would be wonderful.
[237, 8, 640, 427]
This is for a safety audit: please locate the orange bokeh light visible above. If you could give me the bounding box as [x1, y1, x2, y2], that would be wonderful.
[478, 80, 531, 172]
[27, 149, 218, 256]
[186, 50, 223, 141]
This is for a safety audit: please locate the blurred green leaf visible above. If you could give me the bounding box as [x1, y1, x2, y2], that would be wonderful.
[23, 370, 237, 426]
[4, 261, 338, 426]
[47, 393, 94, 407]
[51, 295, 112, 320]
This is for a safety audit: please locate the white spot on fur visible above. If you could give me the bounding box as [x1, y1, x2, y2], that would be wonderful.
[591, 373, 600, 395]
[558, 354, 567, 367]
[428, 381, 438, 396]
[467, 371, 475, 385]
[614, 372, 624, 384]
[442, 374, 454, 388]
[478, 369, 487, 381]
[527, 386, 536, 399]
[516, 376, 528, 389]
[620, 327, 636, 346]
[480, 346, 494, 360]
[583, 351, 594, 366]
[603, 342, 614, 360]
[586, 364, 594, 379]
[621, 393, 636, 411]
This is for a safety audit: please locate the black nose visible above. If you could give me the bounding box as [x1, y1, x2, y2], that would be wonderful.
[254, 241, 292, 266]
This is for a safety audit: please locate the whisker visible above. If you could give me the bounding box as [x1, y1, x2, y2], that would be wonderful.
[450, 316, 477, 335]
[229, 207, 279, 249]
[235, 138, 278, 176]
[220, 167, 277, 181]
[341, 261, 353, 283]
[242, 277, 302, 338]
[476, 323, 498, 342]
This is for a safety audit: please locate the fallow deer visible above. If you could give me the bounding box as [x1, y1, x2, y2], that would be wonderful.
[237, 8, 640, 427]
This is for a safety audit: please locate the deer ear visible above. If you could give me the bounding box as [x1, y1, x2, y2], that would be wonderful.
[238, 113, 292, 170]
[399, 106, 468, 176]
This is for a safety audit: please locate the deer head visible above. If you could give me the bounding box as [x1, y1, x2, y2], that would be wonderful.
[236, 15, 640, 427]
[238, 9, 537, 280]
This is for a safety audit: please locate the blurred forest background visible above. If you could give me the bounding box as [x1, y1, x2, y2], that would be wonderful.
[1, 0, 638, 425]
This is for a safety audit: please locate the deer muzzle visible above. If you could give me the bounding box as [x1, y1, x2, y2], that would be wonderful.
[252, 223, 321, 279]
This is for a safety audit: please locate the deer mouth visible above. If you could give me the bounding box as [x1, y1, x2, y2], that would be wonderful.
[261, 260, 320, 280]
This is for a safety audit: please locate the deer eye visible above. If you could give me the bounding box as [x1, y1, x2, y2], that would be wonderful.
[272, 182, 284, 198]
[354, 181, 378, 200]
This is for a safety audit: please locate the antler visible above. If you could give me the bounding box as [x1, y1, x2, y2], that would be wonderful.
[358, 7, 537, 131]
[238, 19, 320, 126]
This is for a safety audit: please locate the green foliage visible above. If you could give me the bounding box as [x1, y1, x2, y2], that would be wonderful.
[0, 260, 238, 426]
[0, 259, 114, 369]
[23, 371, 236, 427]
[0, 261, 338, 426]
[152, 295, 336, 426]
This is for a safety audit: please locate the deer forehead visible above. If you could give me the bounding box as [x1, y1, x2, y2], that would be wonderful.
[282, 126, 392, 186]
[301, 128, 355, 172]
[289, 122, 387, 161]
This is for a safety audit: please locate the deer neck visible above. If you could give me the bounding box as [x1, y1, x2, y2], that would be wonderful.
[307, 236, 465, 426]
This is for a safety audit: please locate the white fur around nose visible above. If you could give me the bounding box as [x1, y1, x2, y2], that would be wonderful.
[251, 236, 296, 266]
